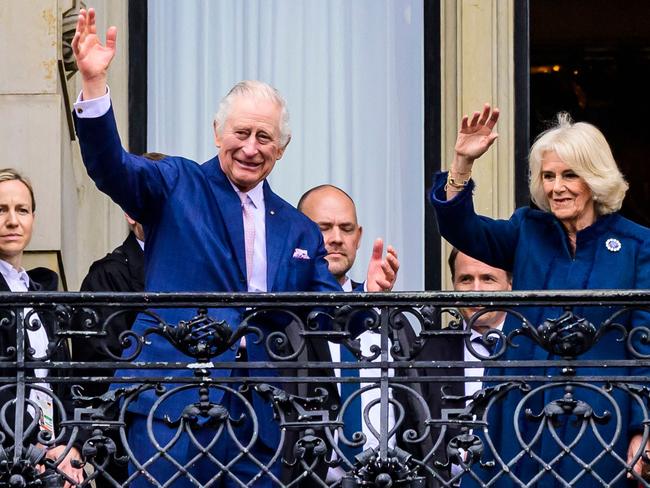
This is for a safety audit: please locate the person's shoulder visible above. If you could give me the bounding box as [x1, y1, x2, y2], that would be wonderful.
[267, 187, 317, 227]
[87, 248, 130, 274]
[513, 206, 551, 221]
[26, 267, 58, 291]
[85, 242, 132, 276]
[608, 213, 650, 242]
[81, 248, 136, 292]
[155, 155, 202, 172]
[511, 206, 558, 233]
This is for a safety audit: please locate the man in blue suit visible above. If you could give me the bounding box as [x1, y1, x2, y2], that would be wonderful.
[71, 8, 399, 487]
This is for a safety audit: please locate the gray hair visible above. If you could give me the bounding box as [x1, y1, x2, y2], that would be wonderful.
[529, 113, 628, 216]
[213, 80, 291, 148]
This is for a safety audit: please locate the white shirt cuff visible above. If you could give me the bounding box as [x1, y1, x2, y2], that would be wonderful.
[73, 86, 111, 118]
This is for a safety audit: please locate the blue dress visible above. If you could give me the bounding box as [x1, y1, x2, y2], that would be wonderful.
[430, 172, 650, 487]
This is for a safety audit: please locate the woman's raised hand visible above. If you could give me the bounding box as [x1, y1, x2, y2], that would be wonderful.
[454, 103, 500, 167]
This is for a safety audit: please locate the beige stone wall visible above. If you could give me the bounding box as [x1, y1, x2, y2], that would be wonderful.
[440, 0, 516, 290]
[0, 0, 129, 289]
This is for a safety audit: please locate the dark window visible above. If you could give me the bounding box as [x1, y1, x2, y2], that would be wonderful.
[530, 0, 650, 227]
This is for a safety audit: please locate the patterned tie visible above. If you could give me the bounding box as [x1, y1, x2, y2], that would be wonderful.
[240, 193, 256, 283]
[340, 345, 363, 460]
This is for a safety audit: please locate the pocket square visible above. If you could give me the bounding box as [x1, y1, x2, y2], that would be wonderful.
[292, 248, 310, 259]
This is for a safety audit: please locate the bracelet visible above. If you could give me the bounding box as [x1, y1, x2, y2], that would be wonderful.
[444, 183, 465, 192]
[446, 172, 470, 189]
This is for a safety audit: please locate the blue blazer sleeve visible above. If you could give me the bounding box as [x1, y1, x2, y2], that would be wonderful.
[73, 106, 180, 224]
[629, 238, 650, 432]
[429, 171, 521, 272]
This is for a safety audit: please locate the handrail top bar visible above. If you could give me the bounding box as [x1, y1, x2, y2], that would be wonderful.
[0, 289, 650, 306]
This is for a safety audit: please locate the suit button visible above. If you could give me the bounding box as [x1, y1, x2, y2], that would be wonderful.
[330, 404, 338, 411]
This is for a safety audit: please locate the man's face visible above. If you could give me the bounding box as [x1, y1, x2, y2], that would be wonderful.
[214, 96, 286, 192]
[452, 252, 511, 332]
[300, 188, 362, 285]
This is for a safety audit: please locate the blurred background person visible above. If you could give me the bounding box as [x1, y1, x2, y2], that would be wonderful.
[399, 249, 511, 487]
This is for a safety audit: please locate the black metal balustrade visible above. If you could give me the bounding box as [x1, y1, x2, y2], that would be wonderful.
[1, 290, 650, 487]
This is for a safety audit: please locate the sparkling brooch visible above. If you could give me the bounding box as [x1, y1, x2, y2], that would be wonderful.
[605, 238, 621, 252]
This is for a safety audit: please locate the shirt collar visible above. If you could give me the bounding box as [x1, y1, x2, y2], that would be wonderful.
[468, 320, 504, 341]
[231, 180, 265, 209]
[341, 277, 352, 292]
[0, 259, 30, 289]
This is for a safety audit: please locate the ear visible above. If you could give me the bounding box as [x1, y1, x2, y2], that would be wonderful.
[213, 121, 222, 148]
[125, 213, 137, 226]
[356, 226, 363, 249]
[276, 135, 291, 160]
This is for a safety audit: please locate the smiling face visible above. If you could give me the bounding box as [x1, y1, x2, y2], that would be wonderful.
[214, 95, 286, 192]
[0, 179, 34, 269]
[300, 187, 362, 285]
[452, 251, 511, 332]
[541, 151, 596, 232]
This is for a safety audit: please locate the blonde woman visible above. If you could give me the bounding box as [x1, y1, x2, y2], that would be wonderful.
[0, 168, 82, 487]
[430, 107, 650, 487]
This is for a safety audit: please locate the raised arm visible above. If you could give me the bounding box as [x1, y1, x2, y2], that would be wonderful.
[446, 103, 500, 200]
[71, 7, 117, 100]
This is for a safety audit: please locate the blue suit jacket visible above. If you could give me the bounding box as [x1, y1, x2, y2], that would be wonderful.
[74, 107, 342, 445]
[430, 171, 650, 487]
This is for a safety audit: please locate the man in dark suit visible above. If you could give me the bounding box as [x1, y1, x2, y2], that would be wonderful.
[70, 9, 398, 487]
[281, 185, 402, 484]
[400, 248, 511, 487]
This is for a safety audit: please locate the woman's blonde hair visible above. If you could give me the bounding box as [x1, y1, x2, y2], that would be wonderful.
[0, 168, 35, 212]
[528, 113, 628, 215]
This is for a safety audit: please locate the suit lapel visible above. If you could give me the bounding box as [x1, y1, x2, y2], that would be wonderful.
[204, 158, 247, 281]
[264, 184, 291, 291]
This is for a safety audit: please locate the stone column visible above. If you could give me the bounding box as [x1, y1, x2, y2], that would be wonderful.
[440, 0, 516, 289]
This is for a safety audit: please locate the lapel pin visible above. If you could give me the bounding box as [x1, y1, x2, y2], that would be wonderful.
[605, 238, 621, 252]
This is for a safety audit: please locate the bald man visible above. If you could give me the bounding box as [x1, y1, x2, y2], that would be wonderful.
[297, 185, 377, 290]
[278, 185, 406, 484]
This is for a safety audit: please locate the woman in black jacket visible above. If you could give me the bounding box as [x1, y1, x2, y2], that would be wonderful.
[0, 168, 82, 486]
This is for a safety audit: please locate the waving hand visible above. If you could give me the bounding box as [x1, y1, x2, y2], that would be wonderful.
[454, 103, 500, 163]
[71, 8, 117, 99]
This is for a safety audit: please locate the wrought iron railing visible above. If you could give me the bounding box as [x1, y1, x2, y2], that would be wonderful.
[1, 291, 650, 487]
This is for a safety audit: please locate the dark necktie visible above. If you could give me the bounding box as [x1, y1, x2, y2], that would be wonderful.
[339, 345, 363, 460]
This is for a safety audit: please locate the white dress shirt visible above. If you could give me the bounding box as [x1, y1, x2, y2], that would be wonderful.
[73, 87, 111, 117]
[462, 322, 504, 398]
[0, 259, 54, 432]
[326, 277, 395, 482]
